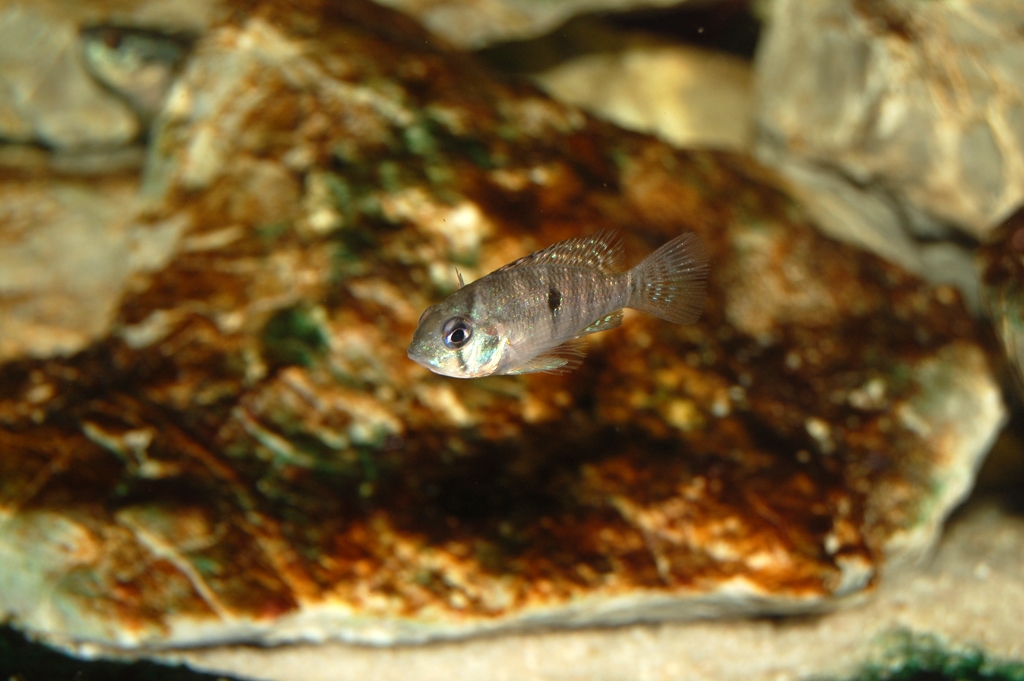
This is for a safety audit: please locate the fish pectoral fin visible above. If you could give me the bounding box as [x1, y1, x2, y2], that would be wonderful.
[580, 310, 623, 336]
[503, 339, 587, 375]
[506, 312, 620, 375]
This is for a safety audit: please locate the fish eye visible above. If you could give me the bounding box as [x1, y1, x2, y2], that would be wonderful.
[441, 317, 472, 349]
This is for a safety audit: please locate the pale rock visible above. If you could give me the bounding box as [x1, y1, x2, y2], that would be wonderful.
[536, 39, 753, 151]
[377, 0, 693, 49]
[754, 0, 1024, 301]
[0, 4, 138, 150]
[0, 177, 187, 361]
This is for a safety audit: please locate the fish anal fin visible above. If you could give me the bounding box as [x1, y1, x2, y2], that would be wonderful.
[503, 339, 587, 375]
[580, 310, 623, 336]
[496, 229, 624, 274]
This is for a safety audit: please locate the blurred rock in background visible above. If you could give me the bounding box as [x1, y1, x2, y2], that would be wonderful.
[0, 0, 207, 362]
[480, 15, 754, 151]
[753, 0, 1024, 310]
[378, 0, 694, 49]
[981, 207, 1024, 392]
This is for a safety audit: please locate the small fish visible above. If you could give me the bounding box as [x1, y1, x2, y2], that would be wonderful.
[408, 229, 709, 378]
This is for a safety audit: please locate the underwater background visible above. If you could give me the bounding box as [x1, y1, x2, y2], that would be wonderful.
[1, 0, 1022, 679]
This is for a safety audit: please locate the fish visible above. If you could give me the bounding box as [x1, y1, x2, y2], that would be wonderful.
[407, 229, 709, 378]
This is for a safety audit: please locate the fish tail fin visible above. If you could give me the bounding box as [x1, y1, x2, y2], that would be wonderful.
[628, 232, 709, 325]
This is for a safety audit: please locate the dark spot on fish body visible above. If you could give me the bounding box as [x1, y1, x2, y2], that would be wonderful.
[547, 287, 562, 316]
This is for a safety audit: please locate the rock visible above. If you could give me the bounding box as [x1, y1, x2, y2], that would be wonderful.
[753, 0, 1024, 299]
[0, 175, 186, 362]
[79, 25, 192, 125]
[0, 0, 209, 362]
[980, 206, 1024, 390]
[151, 496, 1024, 681]
[0, 0, 1005, 657]
[0, 624, 244, 681]
[0, 0, 209, 154]
[375, 0, 691, 49]
[533, 26, 753, 151]
[0, 4, 137, 151]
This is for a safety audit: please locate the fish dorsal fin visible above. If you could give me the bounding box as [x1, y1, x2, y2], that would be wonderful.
[496, 229, 624, 274]
[580, 310, 623, 337]
[503, 338, 587, 375]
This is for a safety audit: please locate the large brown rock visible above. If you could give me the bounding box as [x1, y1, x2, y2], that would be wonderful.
[153, 495, 1024, 681]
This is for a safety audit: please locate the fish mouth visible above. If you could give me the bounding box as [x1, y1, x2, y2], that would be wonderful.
[407, 347, 472, 379]
[407, 346, 439, 372]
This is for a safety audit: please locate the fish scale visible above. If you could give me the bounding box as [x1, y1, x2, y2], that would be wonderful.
[469, 265, 628, 362]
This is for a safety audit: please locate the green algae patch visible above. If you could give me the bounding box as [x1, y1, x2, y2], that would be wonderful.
[260, 305, 330, 369]
[840, 631, 1024, 681]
